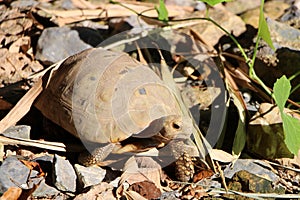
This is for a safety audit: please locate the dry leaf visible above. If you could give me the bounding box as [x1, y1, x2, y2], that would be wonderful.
[209, 149, 236, 163]
[224, 68, 247, 157]
[36, 3, 182, 26]
[123, 190, 148, 200]
[0, 187, 22, 200]
[128, 181, 161, 200]
[0, 99, 13, 110]
[190, 3, 246, 46]
[20, 160, 45, 177]
[71, 0, 98, 9]
[0, 79, 43, 132]
[193, 169, 214, 182]
[277, 149, 300, 169]
[73, 182, 115, 200]
[117, 156, 162, 199]
[8, 36, 31, 53]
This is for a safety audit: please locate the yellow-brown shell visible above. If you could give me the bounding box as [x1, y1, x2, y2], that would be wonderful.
[35, 48, 182, 144]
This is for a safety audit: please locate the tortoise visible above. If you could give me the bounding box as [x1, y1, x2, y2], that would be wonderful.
[35, 47, 198, 181]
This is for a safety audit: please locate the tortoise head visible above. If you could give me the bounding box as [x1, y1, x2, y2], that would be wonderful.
[159, 115, 193, 141]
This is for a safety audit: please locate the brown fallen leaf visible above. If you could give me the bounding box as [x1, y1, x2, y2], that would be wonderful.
[35, 2, 182, 26]
[193, 169, 214, 182]
[8, 36, 31, 54]
[278, 150, 300, 169]
[0, 187, 22, 200]
[189, 3, 246, 47]
[123, 190, 148, 200]
[74, 182, 115, 200]
[180, 184, 208, 199]
[20, 160, 45, 177]
[0, 78, 66, 152]
[71, 0, 99, 9]
[117, 156, 163, 199]
[128, 181, 161, 200]
[0, 79, 43, 132]
[209, 149, 236, 163]
[0, 98, 13, 110]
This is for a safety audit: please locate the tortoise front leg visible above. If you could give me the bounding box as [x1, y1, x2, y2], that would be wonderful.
[78, 143, 116, 166]
[159, 138, 198, 182]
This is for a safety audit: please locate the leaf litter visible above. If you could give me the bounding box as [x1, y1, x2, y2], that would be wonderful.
[0, 0, 300, 199]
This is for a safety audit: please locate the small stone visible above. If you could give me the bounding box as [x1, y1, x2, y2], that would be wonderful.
[74, 164, 106, 188]
[229, 170, 285, 194]
[35, 27, 92, 65]
[53, 154, 76, 192]
[0, 156, 30, 193]
[159, 190, 181, 200]
[32, 179, 60, 198]
[3, 125, 31, 139]
[11, 0, 39, 9]
[223, 159, 279, 182]
[61, 0, 75, 10]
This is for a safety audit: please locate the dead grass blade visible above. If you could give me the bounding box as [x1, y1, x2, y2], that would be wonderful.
[0, 79, 43, 133]
[0, 57, 69, 152]
[36, 2, 182, 26]
[224, 68, 247, 157]
[155, 47, 212, 161]
[0, 135, 65, 152]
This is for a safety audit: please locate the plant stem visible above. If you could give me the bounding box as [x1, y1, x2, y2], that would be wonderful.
[110, 0, 273, 96]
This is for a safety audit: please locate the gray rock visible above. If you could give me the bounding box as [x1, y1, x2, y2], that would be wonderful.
[3, 125, 31, 139]
[32, 155, 66, 198]
[165, 0, 196, 7]
[61, 0, 75, 10]
[34, 154, 54, 163]
[32, 179, 60, 198]
[36, 27, 92, 65]
[11, 0, 39, 9]
[223, 159, 279, 182]
[53, 154, 77, 192]
[194, 2, 206, 11]
[267, 18, 300, 51]
[74, 164, 106, 188]
[159, 190, 181, 200]
[0, 156, 30, 193]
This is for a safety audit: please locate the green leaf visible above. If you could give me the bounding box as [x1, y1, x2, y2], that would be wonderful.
[232, 117, 247, 156]
[273, 76, 300, 155]
[273, 75, 291, 111]
[200, 0, 231, 6]
[225, 79, 246, 157]
[282, 114, 300, 155]
[258, 0, 275, 49]
[231, 97, 247, 157]
[155, 0, 169, 22]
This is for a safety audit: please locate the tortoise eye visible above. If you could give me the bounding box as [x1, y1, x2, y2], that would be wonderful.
[172, 122, 181, 130]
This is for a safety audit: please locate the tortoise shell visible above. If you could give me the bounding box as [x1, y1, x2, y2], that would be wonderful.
[35, 48, 183, 145]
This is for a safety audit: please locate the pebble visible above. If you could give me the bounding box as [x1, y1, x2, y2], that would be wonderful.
[32, 179, 61, 198]
[35, 27, 92, 65]
[11, 0, 38, 9]
[74, 164, 106, 189]
[223, 159, 279, 182]
[0, 156, 30, 193]
[53, 154, 77, 192]
[3, 125, 31, 139]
